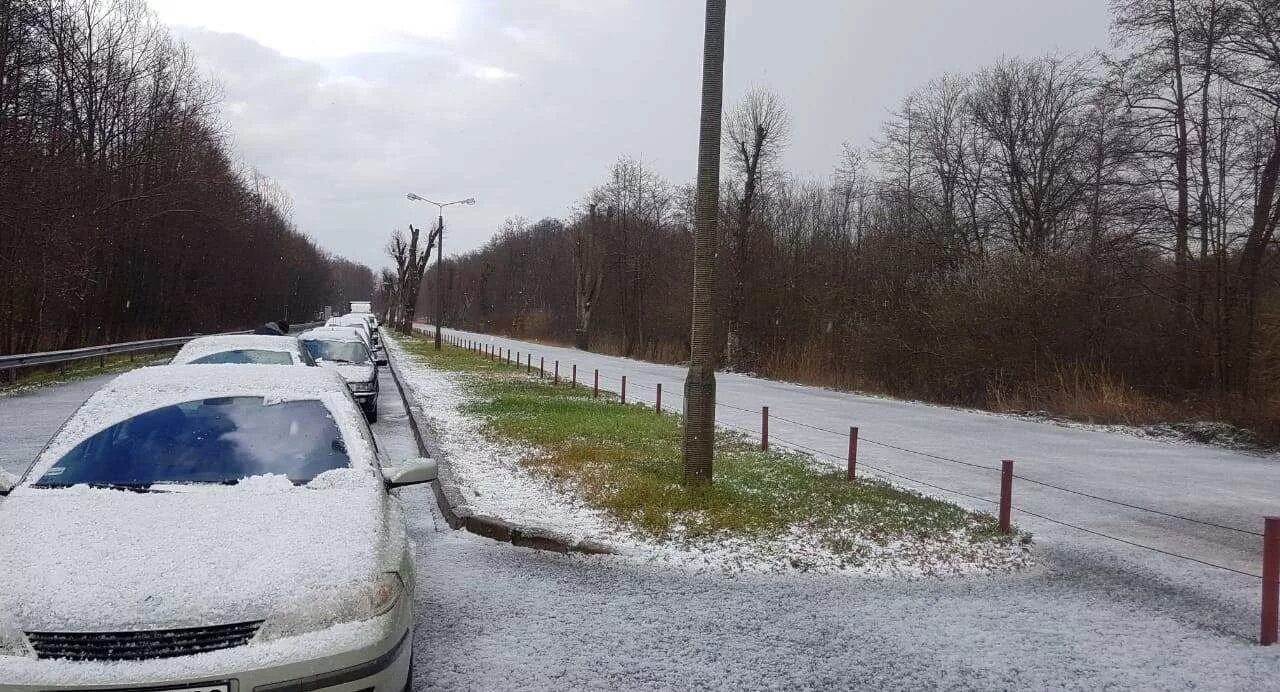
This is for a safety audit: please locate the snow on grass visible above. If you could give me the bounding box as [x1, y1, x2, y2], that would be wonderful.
[387, 334, 1032, 578]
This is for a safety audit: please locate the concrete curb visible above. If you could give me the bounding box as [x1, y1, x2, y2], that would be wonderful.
[385, 330, 615, 555]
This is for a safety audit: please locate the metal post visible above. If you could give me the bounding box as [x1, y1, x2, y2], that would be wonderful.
[554, 361, 560, 385]
[999, 459, 1014, 534]
[847, 426, 859, 480]
[594, 369, 599, 398]
[1263, 516, 1280, 645]
[761, 406, 769, 451]
[656, 383, 662, 414]
[434, 213, 443, 350]
[527, 353, 532, 374]
[540, 357, 544, 378]
[572, 364, 577, 388]
[621, 376, 627, 404]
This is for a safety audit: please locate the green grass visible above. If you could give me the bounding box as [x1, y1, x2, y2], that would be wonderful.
[398, 334, 1023, 555]
[1, 350, 174, 395]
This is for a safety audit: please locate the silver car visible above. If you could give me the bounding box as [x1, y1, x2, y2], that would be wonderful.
[298, 327, 383, 422]
[0, 365, 433, 691]
[170, 334, 315, 366]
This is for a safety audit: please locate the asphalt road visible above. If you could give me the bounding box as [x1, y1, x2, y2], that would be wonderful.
[3, 357, 1279, 688]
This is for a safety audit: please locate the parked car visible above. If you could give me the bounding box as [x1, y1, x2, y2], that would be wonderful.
[0, 364, 434, 691]
[170, 334, 315, 366]
[298, 327, 382, 421]
[324, 316, 375, 350]
[329, 313, 380, 350]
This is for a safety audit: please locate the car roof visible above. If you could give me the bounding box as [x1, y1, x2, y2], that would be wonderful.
[171, 334, 303, 364]
[299, 327, 366, 341]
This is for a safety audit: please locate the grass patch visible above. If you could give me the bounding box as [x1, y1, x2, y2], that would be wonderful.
[398, 334, 1024, 559]
[2, 350, 174, 395]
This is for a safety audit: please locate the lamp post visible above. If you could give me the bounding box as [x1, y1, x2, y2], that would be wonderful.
[406, 193, 475, 349]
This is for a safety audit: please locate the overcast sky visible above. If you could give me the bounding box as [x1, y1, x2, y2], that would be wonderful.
[150, 0, 1113, 270]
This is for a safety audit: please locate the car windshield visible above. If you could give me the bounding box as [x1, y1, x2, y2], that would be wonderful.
[303, 339, 371, 364]
[188, 349, 294, 365]
[32, 397, 350, 487]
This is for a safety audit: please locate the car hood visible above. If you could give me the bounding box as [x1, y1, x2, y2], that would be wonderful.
[318, 362, 376, 383]
[0, 471, 396, 631]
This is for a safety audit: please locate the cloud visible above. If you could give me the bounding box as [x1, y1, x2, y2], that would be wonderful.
[159, 0, 1111, 271]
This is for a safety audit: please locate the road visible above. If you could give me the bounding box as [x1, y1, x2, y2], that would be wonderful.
[3, 355, 1278, 687]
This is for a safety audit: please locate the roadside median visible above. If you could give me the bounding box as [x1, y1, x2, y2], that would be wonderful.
[386, 331, 1032, 576]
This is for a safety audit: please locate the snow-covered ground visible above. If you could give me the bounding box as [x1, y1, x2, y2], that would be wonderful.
[386, 335, 1030, 577]
[4, 351, 1280, 687]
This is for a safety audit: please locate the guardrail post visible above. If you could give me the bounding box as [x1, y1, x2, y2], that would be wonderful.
[554, 360, 560, 385]
[621, 376, 627, 404]
[1263, 516, 1280, 645]
[999, 459, 1014, 534]
[656, 383, 662, 414]
[761, 406, 769, 451]
[847, 426, 859, 480]
[572, 364, 577, 388]
[594, 369, 599, 398]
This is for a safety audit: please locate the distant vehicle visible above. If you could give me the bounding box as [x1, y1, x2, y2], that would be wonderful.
[328, 314, 380, 350]
[0, 365, 433, 690]
[170, 334, 314, 366]
[298, 327, 381, 421]
[349, 301, 372, 314]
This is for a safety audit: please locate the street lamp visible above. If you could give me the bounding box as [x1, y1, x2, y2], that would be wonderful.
[406, 193, 475, 349]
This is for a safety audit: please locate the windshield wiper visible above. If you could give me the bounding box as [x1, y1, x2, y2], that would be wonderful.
[32, 481, 167, 493]
[89, 482, 167, 493]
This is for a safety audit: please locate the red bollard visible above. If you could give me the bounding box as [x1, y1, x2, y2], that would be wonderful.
[554, 361, 560, 385]
[999, 459, 1014, 534]
[656, 383, 662, 415]
[572, 364, 577, 388]
[1263, 516, 1280, 645]
[761, 406, 769, 451]
[621, 376, 627, 404]
[593, 369, 599, 398]
[847, 426, 859, 480]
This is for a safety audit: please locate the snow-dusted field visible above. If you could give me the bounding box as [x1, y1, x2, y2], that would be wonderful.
[4, 347, 1279, 687]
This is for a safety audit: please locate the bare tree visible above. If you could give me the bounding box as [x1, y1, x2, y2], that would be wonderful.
[387, 223, 438, 333]
[572, 204, 606, 350]
[722, 87, 789, 370]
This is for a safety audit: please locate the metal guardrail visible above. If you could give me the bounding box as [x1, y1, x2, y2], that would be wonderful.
[0, 322, 324, 379]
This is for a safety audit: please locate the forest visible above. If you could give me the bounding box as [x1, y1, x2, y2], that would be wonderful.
[0, 0, 372, 355]
[416, 0, 1280, 437]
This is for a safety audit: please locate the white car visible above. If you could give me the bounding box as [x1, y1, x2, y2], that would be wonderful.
[328, 314, 380, 350]
[0, 365, 433, 691]
[299, 327, 382, 422]
[170, 334, 315, 366]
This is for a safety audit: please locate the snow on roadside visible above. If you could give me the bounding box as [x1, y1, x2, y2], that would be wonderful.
[386, 335, 1032, 578]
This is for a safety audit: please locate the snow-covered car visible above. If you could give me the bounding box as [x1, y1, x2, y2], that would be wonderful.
[299, 327, 382, 422]
[0, 365, 434, 691]
[329, 313, 383, 352]
[170, 334, 315, 366]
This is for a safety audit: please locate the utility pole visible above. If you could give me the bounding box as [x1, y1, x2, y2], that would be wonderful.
[435, 212, 443, 350]
[681, 0, 726, 485]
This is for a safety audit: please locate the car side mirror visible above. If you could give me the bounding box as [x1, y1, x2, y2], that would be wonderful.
[0, 470, 17, 497]
[381, 458, 436, 489]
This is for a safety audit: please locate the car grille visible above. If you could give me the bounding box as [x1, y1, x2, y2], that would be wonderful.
[25, 620, 263, 661]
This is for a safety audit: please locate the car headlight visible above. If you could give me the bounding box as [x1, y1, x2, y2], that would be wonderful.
[257, 572, 404, 642]
[348, 379, 376, 393]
